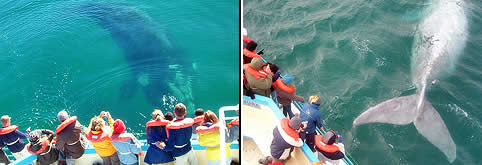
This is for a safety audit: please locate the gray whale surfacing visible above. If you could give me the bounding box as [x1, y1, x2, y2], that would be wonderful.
[79, 3, 195, 108]
[353, 0, 468, 163]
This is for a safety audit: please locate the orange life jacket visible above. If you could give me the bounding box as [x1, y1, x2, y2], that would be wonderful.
[314, 135, 340, 153]
[146, 119, 171, 138]
[0, 125, 18, 135]
[280, 118, 299, 139]
[193, 116, 204, 124]
[244, 64, 267, 79]
[196, 123, 220, 134]
[26, 136, 50, 155]
[243, 36, 253, 44]
[111, 133, 134, 142]
[227, 118, 239, 129]
[243, 49, 260, 59]
[167, 118, 194, 130]
[111, 133, 142, 156]
[85, 128, 112, 143]
[273, 79, 295, 93]
[145, 120, 170, 128]
[55, 116, 77, 135]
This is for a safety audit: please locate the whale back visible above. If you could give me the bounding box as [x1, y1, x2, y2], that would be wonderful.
[411, 0, 468, 89]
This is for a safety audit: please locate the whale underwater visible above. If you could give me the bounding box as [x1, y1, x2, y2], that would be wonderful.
[79, 3, 195, 108]
[353, 0, 468, 163]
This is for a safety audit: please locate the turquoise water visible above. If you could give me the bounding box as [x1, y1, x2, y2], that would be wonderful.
[244, 0, 481, 164]
[0, 0, 239, 137]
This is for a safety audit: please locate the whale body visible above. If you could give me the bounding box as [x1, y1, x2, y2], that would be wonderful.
[79, 3, 195, 108]
[353, 0, 467, 162]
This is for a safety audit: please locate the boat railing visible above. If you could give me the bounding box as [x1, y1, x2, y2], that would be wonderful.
[243, 95, 320, 163]
[218, 105, 239, 165]
[292, 101, 357, 165]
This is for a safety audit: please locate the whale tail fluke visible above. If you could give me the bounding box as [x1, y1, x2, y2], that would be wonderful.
[353, 94, 456, 162]
[414, 99, 456, 163]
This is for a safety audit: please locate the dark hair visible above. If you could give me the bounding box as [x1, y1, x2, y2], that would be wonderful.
[164, 112, 174, 121]
[246, 41, 257, 52]
[174, 103, 186, 117]
[267, 62, 279, 74]
[195, 108, 204, 117]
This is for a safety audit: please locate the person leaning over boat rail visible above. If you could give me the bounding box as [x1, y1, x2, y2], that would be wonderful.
[273, 75, 304, 119]
[243, 41, 261, 64]
[26, 129, 59, 165]
[225, 109, 239, 143]
[259, 115, 307, 164]
[244, 57, 273, 97]
[111, 118, 142, 165]
[314, 130, 345, 164]
[85, 111, 120, 165]
[0, 115, 30, 159]
[196, 110, 232, 165]
[300, 95, 324, 152]
[192, 108, 205, 136]
[144, 109, 174, 165]
[55, 110, 86, 164]
[163, 103, 197, 165]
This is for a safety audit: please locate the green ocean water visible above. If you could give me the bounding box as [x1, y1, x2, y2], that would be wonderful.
[244, 0, 482, 164]
[0, 0, 239, 138]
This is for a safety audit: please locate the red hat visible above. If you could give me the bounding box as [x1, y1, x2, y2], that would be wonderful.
[113, 119, 126, 134]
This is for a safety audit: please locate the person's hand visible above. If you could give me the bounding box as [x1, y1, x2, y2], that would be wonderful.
[265, 65, 271, 74]
[99, 111, 106, 118]
[155, 141, 162, 149]
[26, 127, 31, 132]
[302, 122, 308, 129]
[159, 142, 166, 149]
[105, 112, 112, 119]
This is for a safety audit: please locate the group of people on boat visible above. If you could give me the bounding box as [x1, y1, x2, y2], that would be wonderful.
[242, 29, 346, 165]
[0, 102, 239, 165]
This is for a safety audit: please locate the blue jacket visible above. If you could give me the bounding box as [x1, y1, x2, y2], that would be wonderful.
[111, 133, 142, 165]
[300, 103, 323, 134]
[0, 128, 28, 153]
[164, 118, 193, 157]
[144, 125, 174, 164]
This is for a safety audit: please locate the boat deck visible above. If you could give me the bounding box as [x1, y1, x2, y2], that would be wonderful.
[242, 95, 316, 165]
[242, 95, 357, 165]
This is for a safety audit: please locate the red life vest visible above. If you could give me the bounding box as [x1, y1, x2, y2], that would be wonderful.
[280, 118, 299, 139]
[85, 127, 112, 143]
[244, 64, 267, 79]
[111, 132, 135, 142]
[277, 118, 303, 147]
[227, 118, 239, 129]
[314, 135, 340, 153]
[243, 36, 253, 44]
[145, 120, 170, 128]
[26, 136, 49, 155]
[146, 119, 171, 138]
[243, 49, 260, 59]
[0, 125, 18, 135]
[195, 123, 220, 134]
[268, 162, 282, 165]
[167, 118, 194, 130]
[110, 133, 142, 156]
[55, 116, 77, 135]
[193, 116, 204, 124]
[273, 79, 295, 93]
